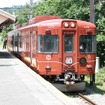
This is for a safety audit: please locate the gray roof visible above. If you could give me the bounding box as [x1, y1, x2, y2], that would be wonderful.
[0, 9, 16, 28]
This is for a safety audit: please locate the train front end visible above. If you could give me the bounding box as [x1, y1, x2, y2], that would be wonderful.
[36, 19, 96, 91]
[61, 20, 96, 86]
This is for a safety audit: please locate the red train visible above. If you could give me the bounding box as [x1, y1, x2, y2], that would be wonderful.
[7, 16, 96, 91]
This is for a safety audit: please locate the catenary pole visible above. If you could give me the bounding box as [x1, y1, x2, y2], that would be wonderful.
[90, 0, 94, 23]
[30, 0, 33, 66]
[30, 0, 33, 19]
[90, 0, 95, 86]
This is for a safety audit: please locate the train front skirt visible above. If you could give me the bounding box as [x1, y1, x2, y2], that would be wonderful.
[52, 81, 85, 92]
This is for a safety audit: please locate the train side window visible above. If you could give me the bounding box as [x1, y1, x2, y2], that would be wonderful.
[38, 35, 43, 53]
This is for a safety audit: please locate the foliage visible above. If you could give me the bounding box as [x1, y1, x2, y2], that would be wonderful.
[33, 0, 59, 16]
[95, 1, 105, 67]
[96, 67, 105, 84]
[85, 67, 105, 94]
[15, 5, 30, 25]
[97, 41, 105, 67]
[0, 24, 12, 39]
[34, 0, 90, 21]
[0, 30, 7, 39]
[95, 2, 105, 41]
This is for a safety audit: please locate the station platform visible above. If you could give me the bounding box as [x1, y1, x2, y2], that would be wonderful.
[0, 48, 77, 105]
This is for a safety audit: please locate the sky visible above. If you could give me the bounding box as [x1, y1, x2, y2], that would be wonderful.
[0, 0, 39, 8]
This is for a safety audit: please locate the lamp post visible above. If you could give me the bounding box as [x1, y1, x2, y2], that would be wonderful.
[30, 0, 33, 19]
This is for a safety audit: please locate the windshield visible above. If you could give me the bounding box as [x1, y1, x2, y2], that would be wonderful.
[38, 35, 58, 53]
[64, 35, 73, 53]
[79, 35, 96, 53]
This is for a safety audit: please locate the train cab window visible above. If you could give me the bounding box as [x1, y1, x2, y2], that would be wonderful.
[38, 35, 58, 53]
[64, 35, 73, 53]
[80, 35, 96, 53]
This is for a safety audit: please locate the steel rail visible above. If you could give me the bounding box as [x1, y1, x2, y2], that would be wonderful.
[78, 93, 97, 105]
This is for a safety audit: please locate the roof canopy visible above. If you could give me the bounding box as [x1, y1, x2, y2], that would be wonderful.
[0, 9, 16, 29]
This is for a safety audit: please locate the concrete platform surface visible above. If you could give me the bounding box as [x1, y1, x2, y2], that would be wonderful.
[0, 49, 77, 105]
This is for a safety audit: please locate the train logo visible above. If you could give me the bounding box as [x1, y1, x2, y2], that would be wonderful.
[46, 55, 51, 60]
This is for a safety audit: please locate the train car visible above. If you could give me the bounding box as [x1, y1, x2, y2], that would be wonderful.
[7, 16, 96, 91]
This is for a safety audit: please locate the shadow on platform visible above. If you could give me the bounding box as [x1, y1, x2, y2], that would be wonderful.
[0, 51, 14, 59]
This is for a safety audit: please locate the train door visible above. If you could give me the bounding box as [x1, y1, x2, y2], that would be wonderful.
[78, 34, 96, 85]
[78, 35, 96, 74]
[62, 31, 74, 72]
[30, 28, 33, 65]
[30, 28, 37, 66]
[31, 29, 37, 67]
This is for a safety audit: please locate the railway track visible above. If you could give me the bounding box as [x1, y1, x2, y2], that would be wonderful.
[78, 93, 97, 105]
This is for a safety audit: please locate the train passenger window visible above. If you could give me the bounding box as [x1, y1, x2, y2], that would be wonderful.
[64, 35, 73, 53]
[38, 35, 58, 53]
[80, 35, 94, 53]
[38, 35, 43, 52]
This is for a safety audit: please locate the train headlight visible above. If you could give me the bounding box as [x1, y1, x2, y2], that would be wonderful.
[79, 57, 87, 65]
[63, 22, 69, 28]
[70, 22, 76, 28]
[65, 57, 72, 64]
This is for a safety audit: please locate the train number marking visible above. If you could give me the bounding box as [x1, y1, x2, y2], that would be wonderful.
[65, 57, 72, 64]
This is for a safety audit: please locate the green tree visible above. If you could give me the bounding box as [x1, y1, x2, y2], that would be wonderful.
[34, 0, 90, 20]
[95, 2, 105, 41]
[15, 5, 30, 25]
[95, 1, 105, 67]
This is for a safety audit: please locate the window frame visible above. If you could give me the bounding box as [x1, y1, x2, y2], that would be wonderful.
[79, 35, 96, 53]
[38, 35, 59, 54]
[64, 34, 73, 53]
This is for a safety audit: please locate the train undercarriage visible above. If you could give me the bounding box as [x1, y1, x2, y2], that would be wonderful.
[43, 72, 86, 92]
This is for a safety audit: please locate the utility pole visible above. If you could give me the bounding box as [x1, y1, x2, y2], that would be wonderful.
[30, 0, 33, 19]
[90, 0, 94, 23]
[30, 0, 33, 66]
[90, 0, 95, 86]
[12, 7, 16, 29]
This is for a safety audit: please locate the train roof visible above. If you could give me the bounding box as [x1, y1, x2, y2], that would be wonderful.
[12, 16, 96, 32]
[36, 19, 96, 27]
[22, 19, 94, 28]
